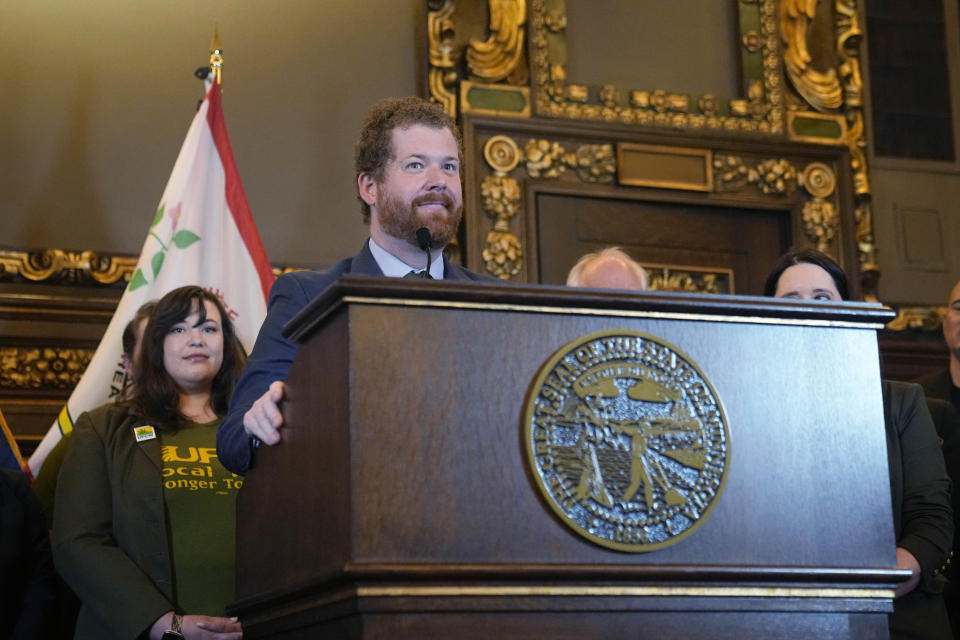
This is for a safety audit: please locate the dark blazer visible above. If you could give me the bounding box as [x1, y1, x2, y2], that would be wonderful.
[919, 390, 960, 640]
[882, 380, 954, 640]
[916, 369, 955, 407]
[217, 241, 490, 474]
[52, 405, 175, 640]
[0, 468, 56, 640]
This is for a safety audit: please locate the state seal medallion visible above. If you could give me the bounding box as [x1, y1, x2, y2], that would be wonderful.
[524, 330, 730, 552]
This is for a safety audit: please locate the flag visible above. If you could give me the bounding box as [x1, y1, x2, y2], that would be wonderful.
[27, 77, 274, 475]
[1, 407, 26, 471]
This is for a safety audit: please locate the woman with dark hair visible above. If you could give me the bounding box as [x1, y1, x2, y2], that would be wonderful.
[762, 247, 850, 301]
[765, 248, 954, 640]
[53, 286, 245, 640]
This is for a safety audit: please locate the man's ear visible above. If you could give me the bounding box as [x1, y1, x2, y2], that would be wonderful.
[358, 173, 377, 207]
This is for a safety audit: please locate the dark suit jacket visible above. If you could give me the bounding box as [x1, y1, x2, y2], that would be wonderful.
[52, 405, 176, 640]
[882, 380, 954, 639]
[216, 241, 490, 473]
[0, 468, 56, 640]
[914, 374, 960, 640]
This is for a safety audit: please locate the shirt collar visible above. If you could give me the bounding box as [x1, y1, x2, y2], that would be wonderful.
[368, 237, 444, 279]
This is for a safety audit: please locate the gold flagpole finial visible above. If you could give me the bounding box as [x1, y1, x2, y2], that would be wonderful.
[209, 23, 223, 86]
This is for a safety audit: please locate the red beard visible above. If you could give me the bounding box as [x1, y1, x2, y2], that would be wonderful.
[376, 190, 463, 247]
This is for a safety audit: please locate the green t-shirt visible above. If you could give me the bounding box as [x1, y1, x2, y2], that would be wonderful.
[160, 420, 242, 616]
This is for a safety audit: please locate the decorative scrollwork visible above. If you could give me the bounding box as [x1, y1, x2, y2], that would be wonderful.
[0, 347, 94, 390]
[467, 0, 527, 83]
[0, 249, 137, 286]
[886, 306, 947, 332]
[427, 0, 458, 116]
[781, 0, 843, 111]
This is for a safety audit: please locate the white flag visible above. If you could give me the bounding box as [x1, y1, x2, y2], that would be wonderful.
[28, 78, 274, 475]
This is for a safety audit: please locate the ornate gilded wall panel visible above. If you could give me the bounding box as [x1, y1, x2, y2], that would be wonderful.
[530, 0, 782, 134]
[467, 117, 852, 289]
[424, 0, 879, 294]
[0, 249, 137, 286]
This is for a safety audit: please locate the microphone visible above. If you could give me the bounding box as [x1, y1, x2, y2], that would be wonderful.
[415, 227, 432, 276]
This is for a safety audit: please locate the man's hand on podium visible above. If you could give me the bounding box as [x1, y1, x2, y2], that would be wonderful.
[243, 380, 285, 446]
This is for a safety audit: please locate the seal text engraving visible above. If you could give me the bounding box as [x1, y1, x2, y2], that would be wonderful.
[524, 330, 730, 552]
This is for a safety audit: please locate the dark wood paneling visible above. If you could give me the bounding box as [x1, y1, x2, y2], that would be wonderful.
[534, 191, 789, 293]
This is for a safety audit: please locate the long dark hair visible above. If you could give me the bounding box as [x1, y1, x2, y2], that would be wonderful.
[130, 286, 246, 430]
[762, 248, 851, 301]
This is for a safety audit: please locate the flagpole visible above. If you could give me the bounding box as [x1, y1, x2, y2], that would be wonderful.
[210, 24, 223, 86]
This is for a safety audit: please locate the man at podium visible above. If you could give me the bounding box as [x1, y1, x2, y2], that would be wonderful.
[217, 96, 487, 474]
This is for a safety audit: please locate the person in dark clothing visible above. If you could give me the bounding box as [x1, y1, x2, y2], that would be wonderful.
[765, 248, 954, 640]
[1, 467, 56, 639]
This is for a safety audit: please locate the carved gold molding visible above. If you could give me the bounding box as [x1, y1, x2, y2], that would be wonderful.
[799, 162, 838, 253]
[712, 155, 799, 196]
[0, 247, 308, 286]
[480, 133, 619, 279]
[427, 0, 458, 116]
[712, 155, 842, 255]
[644, 264, 733, 295]
[886, 306, 946, 332]
[0, 249, 137, 286]
[0, 347, 94, 391]
[782, 1, 876, 295]
[480, 136, 524, 279]
[835, 0, 878, 295]
[781, 0, 843, 111]
[530, 0, 783, 134]
[466, 0, 527, 84]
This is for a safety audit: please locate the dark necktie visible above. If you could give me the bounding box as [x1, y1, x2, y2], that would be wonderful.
[403, 270, 433, 279]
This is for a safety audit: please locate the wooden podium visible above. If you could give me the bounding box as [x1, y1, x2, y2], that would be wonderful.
[230, 276, 905, 639]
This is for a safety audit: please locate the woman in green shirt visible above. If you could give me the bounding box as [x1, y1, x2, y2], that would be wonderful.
[54, 286, 246, 640]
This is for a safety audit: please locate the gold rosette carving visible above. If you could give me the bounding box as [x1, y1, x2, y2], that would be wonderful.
[0, 347, 94, 390]
[573, 144, 615, 183]
[483, 134, 522, 173]
[524, 138, 568, 179]
[752, 158, 798, 195]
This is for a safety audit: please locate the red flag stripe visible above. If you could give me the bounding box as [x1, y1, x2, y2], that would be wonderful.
[205, 82, 275, 302]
